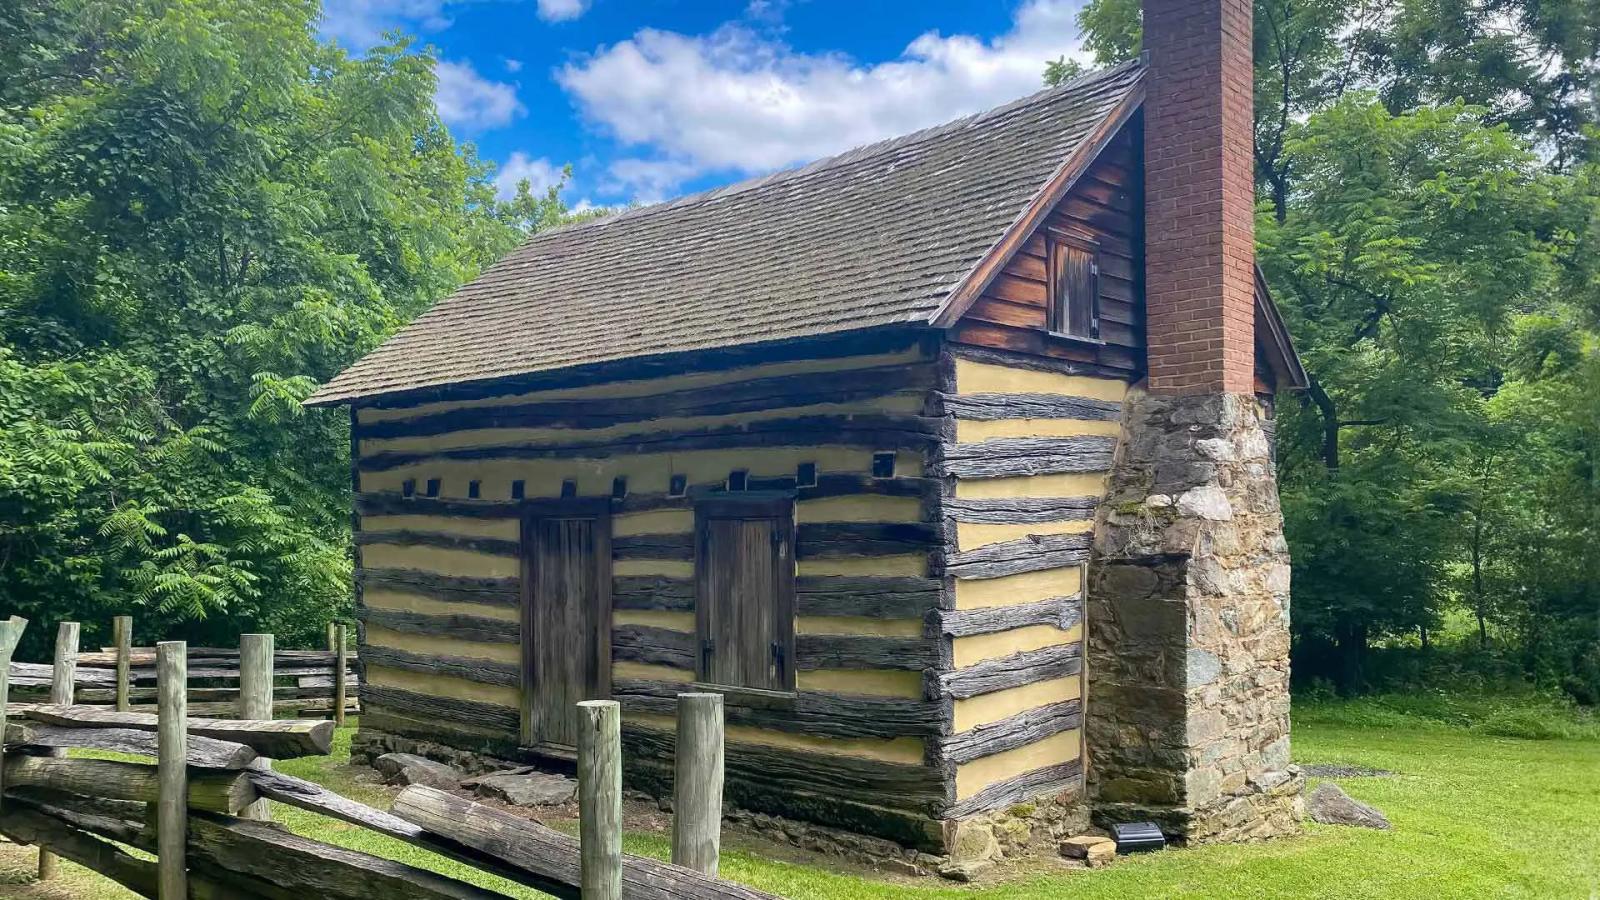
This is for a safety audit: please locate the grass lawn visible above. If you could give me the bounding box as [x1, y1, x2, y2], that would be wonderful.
[2, 701, 1597, 899]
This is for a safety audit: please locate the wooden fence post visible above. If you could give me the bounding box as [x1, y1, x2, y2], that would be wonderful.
[671, 692, 724, 876]
[112, 615, 133, 712]
[334, 623, 349, 726]
[239, 633, 274, 821]
[0, 617, 28, 816]
[157, 640, 188, 900]
[578, 699, 621, 900]
[327, 622, 337, 653]
[38, 621, 79, 880]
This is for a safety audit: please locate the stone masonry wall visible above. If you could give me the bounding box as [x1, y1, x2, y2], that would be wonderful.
[1086, 388, 1302, 842]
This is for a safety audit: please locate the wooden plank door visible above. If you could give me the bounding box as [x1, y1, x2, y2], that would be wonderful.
[695, 497, 795, 692]
[521, 501, 612, 749]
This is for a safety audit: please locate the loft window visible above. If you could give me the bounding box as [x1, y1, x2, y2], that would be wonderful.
[1047, 232, 1100, 340]
[425, 478, 441, 498]
[669, 474, 688, 498]
[401, 479, 416, 498]
[727, 470, 748, 491]
[511, 480, 526, 500]
[467, 480, 481, 499]
[611, 477, 628, 500]
[694, 496, 796, 693]
[871, 452, 897, 479]
[561, 479, 578, 499]
[796, 462, 817, 488]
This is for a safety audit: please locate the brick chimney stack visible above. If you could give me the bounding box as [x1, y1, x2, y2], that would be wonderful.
[1142, 0, 1257, 394]
[1085, 0, 1301, 845]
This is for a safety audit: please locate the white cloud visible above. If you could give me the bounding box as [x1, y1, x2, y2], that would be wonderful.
[602, 159, 703, 205]
[319, 0, 455, 49]
[494, 152, 566, 200]
[435, 60, 526, 131]
[558, 0, 1092, 199]
[503, 57, 524, 73]
[537, 0, 591, 22]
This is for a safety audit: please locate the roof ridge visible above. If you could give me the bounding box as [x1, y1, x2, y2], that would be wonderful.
[525, 58, 1146, 244]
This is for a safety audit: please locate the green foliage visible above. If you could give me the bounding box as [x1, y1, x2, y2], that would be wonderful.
[1073, 1, 1600, 702]
[0, 0, 567, 659]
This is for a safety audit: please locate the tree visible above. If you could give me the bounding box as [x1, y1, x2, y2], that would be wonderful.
[0, 0, 567, 659]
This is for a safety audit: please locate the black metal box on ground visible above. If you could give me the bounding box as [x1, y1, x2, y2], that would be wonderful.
[1111, 821, 1166, 854]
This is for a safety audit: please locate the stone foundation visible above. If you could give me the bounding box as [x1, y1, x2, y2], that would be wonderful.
[1087, 389, 1301, 842]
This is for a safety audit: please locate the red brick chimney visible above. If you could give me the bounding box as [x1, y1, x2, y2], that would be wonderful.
[1142, 0, 1256, 395]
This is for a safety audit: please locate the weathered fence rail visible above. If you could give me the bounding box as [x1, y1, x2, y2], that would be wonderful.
[0, 617, 772, 900]
[6, 616, 360, 718]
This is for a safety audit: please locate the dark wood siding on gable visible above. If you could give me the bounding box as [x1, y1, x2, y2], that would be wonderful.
[950, 121, 1143, 375]
[695, 497, 797, 692]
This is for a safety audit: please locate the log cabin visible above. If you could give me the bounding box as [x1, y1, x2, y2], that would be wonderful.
[307, 0, 1308, 856]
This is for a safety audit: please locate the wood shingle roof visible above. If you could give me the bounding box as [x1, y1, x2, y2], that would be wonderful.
[307, 60, 1146, 406]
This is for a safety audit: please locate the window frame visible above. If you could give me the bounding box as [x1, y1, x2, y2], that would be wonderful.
[1044, 228, 1103, 343]
[692, 493, 798, 699]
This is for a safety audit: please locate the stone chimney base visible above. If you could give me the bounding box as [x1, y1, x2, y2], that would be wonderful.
[1086, 389, 1303, 843]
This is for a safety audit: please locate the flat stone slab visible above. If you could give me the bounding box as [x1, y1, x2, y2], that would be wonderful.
[1307, 782, 1391, 830]
[1301, 763, 1394, 778]
[474, 771, 577, 807]
[373, 752, 461, 790]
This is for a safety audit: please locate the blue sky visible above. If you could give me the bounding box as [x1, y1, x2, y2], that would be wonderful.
[319, 0, 1092, 208]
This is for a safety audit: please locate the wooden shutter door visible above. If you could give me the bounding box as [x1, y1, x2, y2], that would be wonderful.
[521, 502, 612, 749]
[695, 501, 795, 692]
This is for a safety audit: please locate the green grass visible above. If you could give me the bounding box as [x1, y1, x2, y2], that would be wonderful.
[3, 703, 1598, 899]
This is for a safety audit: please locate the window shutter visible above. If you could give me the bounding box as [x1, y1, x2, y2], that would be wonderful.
[1048, 235, 1101, 339]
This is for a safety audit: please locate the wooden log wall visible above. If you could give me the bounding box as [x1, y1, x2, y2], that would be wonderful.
[351, 340, 957, 848]
[927, 349, 1125, 821]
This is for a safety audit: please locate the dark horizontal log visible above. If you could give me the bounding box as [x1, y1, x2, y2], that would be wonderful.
[616, 523, 941, 561]
[614, 533, 695, 560]
[187, 809, 505, 900]
[23, 705, 334, 757]
[942, 496, 1099, 524]
[945, 532, 1092, 579]
[937, 392, 1121, 421]
[937, 643, 1083, 700]
[360, 710, 530, 763]
[360, 684, 519, 733]
[357, 606, 519, 644]
[2, 755, 257, 814]
[4, 722, 258, 769]
[391, 785, 781, 900]
[621, 725, 944, 816]
[357, 493, 520, 519]
[358, 363, 937, 439]
[359, 568, 520, 607]
[349, 326, 928, 410]
[796, 522, 941, 559]
[948, 343, 1138, 382]
[612, 575, 941, 619]
[795, 576, 943, 619]
[612, 625, 695, 669]
[612, 679, 939, 739]
[357, 529, 519, 557]
[360, 645, 521, 688]
[936, 594, 1082, 638]
[360, 415, 944, 472]
[795, 634, 938, 671]
[938, 436, 1117, 479]
[612, 474, 937, 514]
[943, 759, 1084, 819]
[614, 576, 696, 611]
[938, 700, 1082, 765]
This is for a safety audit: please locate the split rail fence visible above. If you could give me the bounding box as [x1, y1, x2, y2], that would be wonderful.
[0, 616, 771, 900]
[6, 616, 360, 719]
